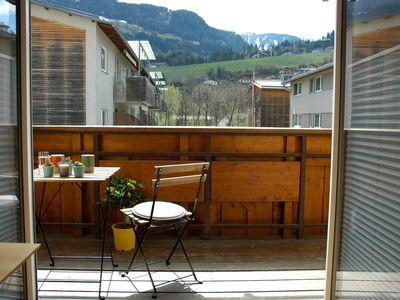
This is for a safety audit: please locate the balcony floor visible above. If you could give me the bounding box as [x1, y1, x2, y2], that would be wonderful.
[37, 233, 326, 299]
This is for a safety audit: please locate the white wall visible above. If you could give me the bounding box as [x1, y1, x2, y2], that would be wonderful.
[95, 27, 136, 125]
[291, 70, 333, 115]
[95, 27, 114, 125]
[290, 69, 333, 128]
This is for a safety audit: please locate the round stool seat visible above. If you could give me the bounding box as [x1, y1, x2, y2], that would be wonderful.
[132, 201, 187, 221]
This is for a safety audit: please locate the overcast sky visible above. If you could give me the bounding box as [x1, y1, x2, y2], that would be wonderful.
[120, 0, 336, 40]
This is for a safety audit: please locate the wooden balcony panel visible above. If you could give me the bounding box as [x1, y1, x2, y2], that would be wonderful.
[33, 126, 332, 238]
[211, 161, 300, 202]
[306, 135, 332, 154]
[99, 133, 180, 152]
[211, 135, 287, 153]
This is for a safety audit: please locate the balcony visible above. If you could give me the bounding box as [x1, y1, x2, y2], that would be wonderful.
[114, 76, 165, 125]
[33, 126, 331, 298]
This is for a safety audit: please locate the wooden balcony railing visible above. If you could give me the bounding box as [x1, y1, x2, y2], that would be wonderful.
[33, 126, 331, 238]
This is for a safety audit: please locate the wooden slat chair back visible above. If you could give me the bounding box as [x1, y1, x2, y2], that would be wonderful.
[149, 162, 209, 222]
[120, 162, 209, 299]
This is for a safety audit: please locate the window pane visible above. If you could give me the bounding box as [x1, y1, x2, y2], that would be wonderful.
[344, 1, 400, 130]
[101, 46, 107, 71]
[314, 114, 320, 127]
[336, 0, 400, 299]
[0, 0, 24, 297]
[0, 0, 20, 240]
[315, 77, 321, 91]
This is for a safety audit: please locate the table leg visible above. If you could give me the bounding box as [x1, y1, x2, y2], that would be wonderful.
[36, 182, 55, 266]
[35, 213, 54, 266]
[98, 199, 117, 299]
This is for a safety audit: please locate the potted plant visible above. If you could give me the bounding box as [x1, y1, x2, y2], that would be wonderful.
[42, 157, 54, 178]
[60, 156, 73, 175]
[104, 176, 145, 251]
[72, 161, 85, 178]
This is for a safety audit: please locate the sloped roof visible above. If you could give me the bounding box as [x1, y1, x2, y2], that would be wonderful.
[253, 80, 288, 90]
[150, 71, 166, 86]
[128, 41, 156, 61]
[284, 63, 333, 83]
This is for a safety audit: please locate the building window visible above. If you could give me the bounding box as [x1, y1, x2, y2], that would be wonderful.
[310, 76, 323, 93]
[114, 57, 121, 76]
[294, 82, 302, 96]
[292, 114, 302, 127]
[101, 45, 107, 73]
[313, 113, 321, 128]
[100, 109, 108, 125]
[315, 76, 322, 92]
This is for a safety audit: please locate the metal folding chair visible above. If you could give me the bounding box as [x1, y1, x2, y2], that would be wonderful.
[121, 162, 209, 298]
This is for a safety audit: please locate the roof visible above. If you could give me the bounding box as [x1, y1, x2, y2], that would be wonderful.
[284, 63, 333, 84]
[32, 0, 139, 68]
[253, 80, 288, 90]
[128, 41, 156, 61]
[150, 71, 167, 86]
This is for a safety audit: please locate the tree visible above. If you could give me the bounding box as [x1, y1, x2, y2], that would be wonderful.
[190, 84, 213, 126]
[161, 85, 182, 126]
[221, 84, 248, 126]
[177, 94, 190, 126]
[209, 88, 225, 126]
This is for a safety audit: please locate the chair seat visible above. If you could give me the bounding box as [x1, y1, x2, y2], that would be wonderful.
[132, 201, 187, 221]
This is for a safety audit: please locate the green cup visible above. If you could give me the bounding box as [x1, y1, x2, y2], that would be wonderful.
[81, 154, 95, 173]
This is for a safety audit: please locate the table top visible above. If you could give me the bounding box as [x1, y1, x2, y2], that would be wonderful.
[33, 167, 120, 183]
[0, 243, 40, 283]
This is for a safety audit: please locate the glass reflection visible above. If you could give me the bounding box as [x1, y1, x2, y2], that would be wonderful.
[0, 0, 23, 297]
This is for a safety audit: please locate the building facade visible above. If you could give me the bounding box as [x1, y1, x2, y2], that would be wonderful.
[286, 63, 333, 128]
[250, 80, 290, 127]
[31, 1, 140, 125]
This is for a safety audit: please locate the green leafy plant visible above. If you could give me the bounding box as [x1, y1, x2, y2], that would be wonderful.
[44, 157, 53, 166]
[61, 156, 72, 163]
[73, 161, 84, 167]
[104, 176, 145, 208]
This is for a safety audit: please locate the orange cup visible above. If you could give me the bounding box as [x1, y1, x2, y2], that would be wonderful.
[50, 154, 64, 173]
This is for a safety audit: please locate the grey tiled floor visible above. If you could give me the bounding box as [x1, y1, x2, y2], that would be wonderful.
[37, 235, 327, 299]
[38, 269, 325, 299]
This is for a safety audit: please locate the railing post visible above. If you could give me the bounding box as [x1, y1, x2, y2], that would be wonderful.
[93, 133, 101, 238]
[179, 134, 189, 161]
[297, 135, 307, 238]
[283, 136, 297, 238]
[204, 133, 211, 238]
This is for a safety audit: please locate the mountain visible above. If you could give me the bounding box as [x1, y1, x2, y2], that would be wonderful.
[41, 0, 248, 58]
[241, 33, 301, 50]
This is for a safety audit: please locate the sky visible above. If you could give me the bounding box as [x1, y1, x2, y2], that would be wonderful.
[119, 0, 335, 40]
[0, 1, 16, 32]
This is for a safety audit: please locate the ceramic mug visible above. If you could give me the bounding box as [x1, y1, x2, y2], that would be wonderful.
[50, 154, 64, 174]
[81, 154, 95, 173]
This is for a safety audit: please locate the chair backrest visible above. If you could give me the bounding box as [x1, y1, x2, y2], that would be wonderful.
[149, 162, 209, 221]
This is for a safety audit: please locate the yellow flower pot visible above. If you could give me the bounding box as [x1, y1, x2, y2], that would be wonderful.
[112, 223, 135, 251]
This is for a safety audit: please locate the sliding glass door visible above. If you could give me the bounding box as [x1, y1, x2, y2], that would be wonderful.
[0, 0, 36, 298]
[327, 0, 400, 298]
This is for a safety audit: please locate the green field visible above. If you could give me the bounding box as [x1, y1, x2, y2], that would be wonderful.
[157, 52, 333, 82]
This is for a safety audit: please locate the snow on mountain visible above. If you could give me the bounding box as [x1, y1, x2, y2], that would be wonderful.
[241, 33, 301, 49]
